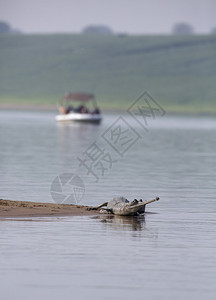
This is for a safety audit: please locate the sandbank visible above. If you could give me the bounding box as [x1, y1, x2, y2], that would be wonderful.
[0, 199, 97, 218]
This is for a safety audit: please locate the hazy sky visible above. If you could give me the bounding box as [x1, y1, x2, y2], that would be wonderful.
[0, 0, 215, 34]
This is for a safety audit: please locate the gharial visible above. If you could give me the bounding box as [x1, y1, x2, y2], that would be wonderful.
[87, 196, 159, 216]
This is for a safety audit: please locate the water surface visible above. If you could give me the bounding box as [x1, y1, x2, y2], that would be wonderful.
[0, 110, 216, 299]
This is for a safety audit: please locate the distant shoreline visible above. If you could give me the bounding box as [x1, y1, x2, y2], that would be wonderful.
[0, 102, 56, 111]
[0, 199, 99, 218]
[0, 102, 122, 114]
[1, 102, 215, 116]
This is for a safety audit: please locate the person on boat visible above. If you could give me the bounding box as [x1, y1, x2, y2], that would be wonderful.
[76, 105, 88, 113]
[59, 106, 67, 114]
[81, 106, 88, 113]
[66, 105, 73, 114]
[93, 107, 100, 114]
[76, 105, 83, 113]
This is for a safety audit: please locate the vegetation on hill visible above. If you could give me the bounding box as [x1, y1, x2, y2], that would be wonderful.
[0, 34, 216, 113]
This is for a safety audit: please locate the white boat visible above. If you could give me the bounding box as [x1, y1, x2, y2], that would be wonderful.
[55, 112, 102, 123]
[55, 93, 102, 124]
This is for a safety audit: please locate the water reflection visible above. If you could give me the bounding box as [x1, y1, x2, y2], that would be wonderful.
[58, 122, 96, 142]
[57, 121, 102, 150]
[56, 121, 102, 169]
[94, 214, 146, 231]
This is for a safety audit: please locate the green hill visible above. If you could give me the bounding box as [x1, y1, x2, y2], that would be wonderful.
[0, 34, 216, 113]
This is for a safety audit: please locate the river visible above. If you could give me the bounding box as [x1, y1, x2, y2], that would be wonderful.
[0, 110, 215, 299]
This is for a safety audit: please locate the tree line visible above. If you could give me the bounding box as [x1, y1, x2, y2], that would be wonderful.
[1, 21, 216, 35]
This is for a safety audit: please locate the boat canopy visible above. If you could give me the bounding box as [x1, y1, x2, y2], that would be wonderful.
[62, 93, 94, 102]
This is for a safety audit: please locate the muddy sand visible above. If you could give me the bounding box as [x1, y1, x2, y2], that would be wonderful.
[0, 199, 98, 218]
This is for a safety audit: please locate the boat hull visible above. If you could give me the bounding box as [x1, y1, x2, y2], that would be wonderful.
[55, 113, 102, 123]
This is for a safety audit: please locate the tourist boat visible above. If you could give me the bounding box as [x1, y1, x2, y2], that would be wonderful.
[55, 93, 102, 123]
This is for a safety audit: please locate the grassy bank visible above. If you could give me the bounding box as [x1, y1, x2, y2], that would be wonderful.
[0, 34, 216, 114]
